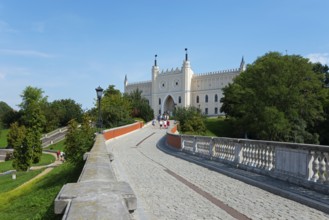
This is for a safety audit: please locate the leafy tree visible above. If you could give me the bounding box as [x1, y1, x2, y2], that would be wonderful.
[64, 115, 95, 165]
[0, 101, 13, 119]
[221, 52, 326, 144]
[124, 88, 154, 122]
[7, 122, 32, 171]
[312, 62, 329, 144]
[174, 106, 206, 135]
[43, 99, 83, 132]
[1, 110, 22, 128]
[100, 85, 133, 128]
[19, 86, 46, 163]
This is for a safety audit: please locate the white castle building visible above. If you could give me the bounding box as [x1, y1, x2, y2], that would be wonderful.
[124, 49, 245, 116]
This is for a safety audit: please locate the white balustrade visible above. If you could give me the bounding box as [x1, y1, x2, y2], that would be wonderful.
[179, 135, 329, 189]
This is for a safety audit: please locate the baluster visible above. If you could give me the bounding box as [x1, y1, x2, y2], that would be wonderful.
[311, 152, 320, 182]
[265, 147, 270, 170]
[251, 145, 256, 167]
[255, 146, 261, 168]
[260, 147, 266, 169]
[324, 153, 329, 185]
[268, 146, 274, 170]
[319, 153, 326, 183]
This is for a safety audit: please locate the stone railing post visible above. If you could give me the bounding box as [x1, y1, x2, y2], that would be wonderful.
[209, 138, 214, 159]
[193, 136, 197, 154]
[235, 141, 243, 164]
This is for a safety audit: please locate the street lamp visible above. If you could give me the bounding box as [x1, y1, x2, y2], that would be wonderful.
[95, 86, 104, 133]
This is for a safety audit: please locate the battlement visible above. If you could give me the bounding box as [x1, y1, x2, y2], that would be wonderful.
[194, 68, 240, 77]
[160, 67, 182, 75]
[127, 80, 152, 86]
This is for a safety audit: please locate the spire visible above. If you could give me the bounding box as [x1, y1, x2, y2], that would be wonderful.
[240, 56, 245, 71]
[154, 54, 157, 66]
[185, 48, 188, 61]
[124, 74, 128, 86]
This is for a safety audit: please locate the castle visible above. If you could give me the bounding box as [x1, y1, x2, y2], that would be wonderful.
[124, 49, 245, 116]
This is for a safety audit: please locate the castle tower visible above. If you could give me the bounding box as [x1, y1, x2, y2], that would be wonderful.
[151, 54, 159, 111]
[240, 56, 246, 71]
[182, 48, 193, 106]
[124, 75, 128, 93]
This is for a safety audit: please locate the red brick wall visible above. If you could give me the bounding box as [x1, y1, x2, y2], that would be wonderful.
[103, 121, 144, 140]
[166, 124, 181, 149]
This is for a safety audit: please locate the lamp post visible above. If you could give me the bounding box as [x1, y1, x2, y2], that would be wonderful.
[95, 86, 104, 133]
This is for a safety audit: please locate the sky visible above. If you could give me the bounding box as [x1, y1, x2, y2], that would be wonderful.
[0, 0, 329, 110]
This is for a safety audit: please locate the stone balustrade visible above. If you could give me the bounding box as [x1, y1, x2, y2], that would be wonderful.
[168, 126, 329, 194]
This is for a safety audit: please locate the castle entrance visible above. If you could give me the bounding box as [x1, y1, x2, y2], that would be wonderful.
[163, 95, 175, 116]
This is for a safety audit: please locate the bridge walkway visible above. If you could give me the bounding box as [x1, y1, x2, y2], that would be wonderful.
[106, 123, 329, 220]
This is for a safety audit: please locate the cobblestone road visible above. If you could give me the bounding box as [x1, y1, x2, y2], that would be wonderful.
[106, 125, 329, 220]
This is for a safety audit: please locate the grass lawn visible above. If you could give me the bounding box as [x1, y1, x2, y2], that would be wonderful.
[180, 117, 235, 137]
[44, 139, 65, 152]
[204, 117, 235, 137]
[0, 153, 56, 173]
[0, 169, 43, 193]
[0, 162, 84, 220]
[0, 129, 9, 148]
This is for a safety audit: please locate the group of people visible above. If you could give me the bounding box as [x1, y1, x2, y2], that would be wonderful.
[152, 113, 170, 129]
[56, 150, 65, 162]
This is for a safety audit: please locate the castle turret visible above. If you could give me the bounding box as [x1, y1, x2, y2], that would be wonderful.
[182, 48, 193, 106]
[240, 56, 246, 71]
[151, 54, 160, 112]
[124, 75, 128, 93]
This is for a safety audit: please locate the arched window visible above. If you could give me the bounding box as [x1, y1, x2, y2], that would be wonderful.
[205, 95, 208, 103]
[215, 94, 218, 102]
[178, 96, 181, 104]
[159, 98, 161, 105]
[205, 108, 208, 115]
[196, 96, 199, 103]
[215, 107, 218, 114]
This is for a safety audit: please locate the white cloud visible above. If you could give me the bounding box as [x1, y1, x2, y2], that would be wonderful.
[306, 53, 329, 65]
[0, 49, 53, 58]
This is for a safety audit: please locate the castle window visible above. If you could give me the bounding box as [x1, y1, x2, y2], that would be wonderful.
[178, 96, 181, 104]
[159, 98, 161, 105]
[205, 108, 208, 115]
[205, 95, 208, 103]
[196, 96, 199, 103]
[215, 94, 218, 102]
[215, 107, 218, 114]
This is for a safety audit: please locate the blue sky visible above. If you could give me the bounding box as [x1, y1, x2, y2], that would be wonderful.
[1, 0, 329, 110]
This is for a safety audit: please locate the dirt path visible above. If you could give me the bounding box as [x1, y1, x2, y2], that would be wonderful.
[13, 152, 63, 190]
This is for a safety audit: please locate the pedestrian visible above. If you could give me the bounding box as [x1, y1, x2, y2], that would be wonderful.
[56, 150, 60, 160]
[60, 151, 65, 161]
[167, 120, 170, 128]
[159, 120, 163, 129]
[152, 118, 156, 127]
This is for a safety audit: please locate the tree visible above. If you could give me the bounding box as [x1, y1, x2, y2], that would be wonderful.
[43, 99, 83, 132]
[100, 85, 133, 128]
[64, 115, 95, 165]
[7, 122, 31, 171]
[312, 62, 329, 144]
[19, 86, 47, 163]
[0, 101, 13, 124]
[174, 106, 206, 135]
[124, 88, 154, 122]
[220, 52, 326, 144]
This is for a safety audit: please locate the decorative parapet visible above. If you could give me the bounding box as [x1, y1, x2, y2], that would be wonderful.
[194, 68, 240, 77]
[165, 127, 329, 194]
[160, 67, 182, 75]
[126, 80, 151, 86]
